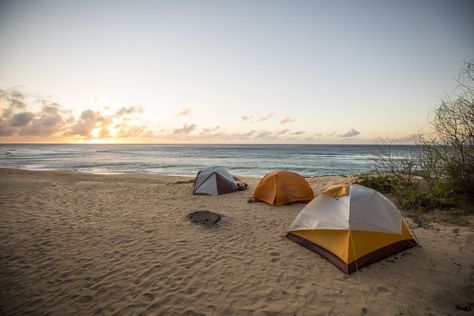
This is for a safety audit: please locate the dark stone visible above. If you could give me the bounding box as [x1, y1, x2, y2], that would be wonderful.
[186, 210, 221, 227]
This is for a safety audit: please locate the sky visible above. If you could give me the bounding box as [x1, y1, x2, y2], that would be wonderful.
[0, 0, 473, 144]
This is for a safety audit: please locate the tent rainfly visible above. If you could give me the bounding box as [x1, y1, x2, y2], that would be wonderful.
[287, 184, 418, 274]
[193, 167, 238, 196]
[253, 170, 314, 206]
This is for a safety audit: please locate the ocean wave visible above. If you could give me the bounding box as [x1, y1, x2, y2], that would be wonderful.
[0, 144, 405, 176]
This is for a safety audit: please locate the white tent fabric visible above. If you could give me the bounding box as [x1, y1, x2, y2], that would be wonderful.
[288, 184, 402, 234]
[193, 166, 238, 196]
[194, 174, 219, 195]
[348, 185, 401, 234]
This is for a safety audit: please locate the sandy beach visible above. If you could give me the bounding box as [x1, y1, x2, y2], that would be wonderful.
[0, 168, 473, 315]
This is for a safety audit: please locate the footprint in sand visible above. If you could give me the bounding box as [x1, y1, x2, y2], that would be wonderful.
[142, 292, 155, 302]
[377, 286, 389, 293]
[269, 251, 280, 262]
[77, 295, 93, 304]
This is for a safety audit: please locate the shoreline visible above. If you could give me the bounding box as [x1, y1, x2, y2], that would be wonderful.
[0, 166, 356, 179]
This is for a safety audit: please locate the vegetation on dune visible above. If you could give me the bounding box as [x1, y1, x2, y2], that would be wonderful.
[358, 60, 474, 218]
[356, 174, 457, 212]
[172, 179, 195, 185]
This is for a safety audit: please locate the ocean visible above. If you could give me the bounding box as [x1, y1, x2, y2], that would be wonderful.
[0, 144, 414, 177]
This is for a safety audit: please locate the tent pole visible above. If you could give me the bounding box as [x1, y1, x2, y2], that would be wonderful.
[403, 216, 422, 247]
[350, 232, 367, 314]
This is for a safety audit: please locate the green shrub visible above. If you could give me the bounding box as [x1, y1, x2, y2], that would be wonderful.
[398, 181, 456, 211]
[356, 174, 456, 212]
[173, 179, 194, 185]
[355, 174, 397, 194]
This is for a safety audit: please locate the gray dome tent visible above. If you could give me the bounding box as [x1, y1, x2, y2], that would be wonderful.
[193, 167, 238, 195]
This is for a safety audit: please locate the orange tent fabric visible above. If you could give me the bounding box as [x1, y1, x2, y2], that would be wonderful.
[322, 184, 350, 198]
[253, 171, 315, 206]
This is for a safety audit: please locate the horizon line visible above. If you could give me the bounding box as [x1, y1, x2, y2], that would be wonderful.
[0, 142, 417, 146]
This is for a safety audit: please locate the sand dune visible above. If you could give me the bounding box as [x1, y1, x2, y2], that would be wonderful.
[0, 168, 473, 315]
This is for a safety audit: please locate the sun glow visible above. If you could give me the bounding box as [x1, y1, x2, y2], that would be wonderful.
[108, 127, 118, 137]
[90, 128, 100, 138]
[85, 138, 118, 144]
[84, 127, 122, 143]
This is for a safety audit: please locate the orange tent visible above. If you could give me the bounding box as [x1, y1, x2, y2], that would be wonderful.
[287, 184, 417, 274]
[253, 171, 315, 206]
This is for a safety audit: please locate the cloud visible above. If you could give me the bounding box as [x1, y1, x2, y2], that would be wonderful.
[198, 129, 257, 141]
[328, 131, 338, 136]
[0, 123, 14, 136]
[0, 90, 69, 137]
[255, 130, 275, 139]
[0, 89, 153, 140]
[241, 115, 254, 123]
[399, 133, 422, 142]
[249, 129, 308, 141]
[201, 126, 220, 133]
[0, 89, 27, 119]
[7, 90, 25, 100]
[116, 105, 142, 116]
[198, 126, 222, 139]
[114, 122, 151, 138]
[69, 109, 104, 136]
[382, 133, 423, 144]
[10, 112, 35, 127]
[173, 123, 197, 135]
[314, 132, 322, 137]
[257, 113, 273, 122]
[241, 113, 274, 124]
[280, 117, 295, 124]
[0, 89, 326, 143]
[68, 106, 151, 139]
[178, 126, 313, 142]
[241, 130, 256, 137]
[339, 128, 360, 138]
[20, 104, 66, 136]
[291, 131, 305, 135]
[277, 129, 290, 135]
[176, 107, 192, 117]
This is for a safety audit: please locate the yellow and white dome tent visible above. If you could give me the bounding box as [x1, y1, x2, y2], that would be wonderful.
[286, 184, 418, 274]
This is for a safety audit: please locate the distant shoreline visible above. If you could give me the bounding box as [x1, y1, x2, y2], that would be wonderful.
[0, 167, 356, 179]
